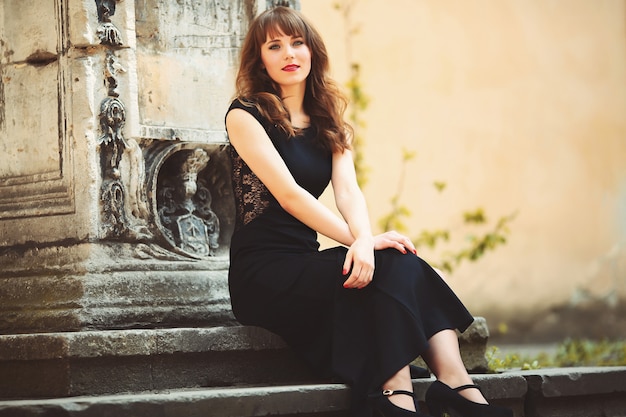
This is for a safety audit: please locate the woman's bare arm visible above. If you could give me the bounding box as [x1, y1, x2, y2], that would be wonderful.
[331, 149, 417, 288]
[226, 108, 355, 246]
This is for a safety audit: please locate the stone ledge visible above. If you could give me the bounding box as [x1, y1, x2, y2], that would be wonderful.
[0, 367, 624, 417]
[0, 319, 488, 362]
[0, 327, 288, 361]
[523, 366, 626, 417]
[0, 377, 521, 417]
[524, 366, 626, 396]
[0, 319, 489, 399]
[0, 384, 350, 417]
[0, 326, 313, 399]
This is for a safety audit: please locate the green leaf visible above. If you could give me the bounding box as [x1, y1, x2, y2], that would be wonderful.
[433, 181, 447, 192]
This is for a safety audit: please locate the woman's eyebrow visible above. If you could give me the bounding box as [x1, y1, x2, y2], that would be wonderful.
[266, 34, 302, 42]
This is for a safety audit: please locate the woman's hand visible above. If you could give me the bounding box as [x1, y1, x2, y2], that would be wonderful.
[373, 230, 417, 255]
[342, 235, 375, 289]
[342, 232, 416, 289]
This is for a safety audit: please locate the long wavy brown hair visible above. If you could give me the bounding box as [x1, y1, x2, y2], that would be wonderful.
[235, 6, 352, 153]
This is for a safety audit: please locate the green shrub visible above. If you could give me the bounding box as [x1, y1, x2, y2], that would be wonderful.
[487, 338, 626, 372]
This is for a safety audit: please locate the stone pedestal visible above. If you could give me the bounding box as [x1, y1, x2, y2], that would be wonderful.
[0, 243, 235, 334]
[0, 0, 310, 401]
[0, 0, 259, 333]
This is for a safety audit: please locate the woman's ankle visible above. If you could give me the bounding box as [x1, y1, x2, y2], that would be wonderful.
[382, 365, 416, 411]
[386, 393, 416, 411]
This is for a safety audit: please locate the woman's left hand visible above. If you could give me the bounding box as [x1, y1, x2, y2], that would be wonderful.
[342, 236, 375, 289]
[373, 230, 417, 255]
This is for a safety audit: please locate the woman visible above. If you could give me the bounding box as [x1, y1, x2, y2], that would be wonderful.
[225, 6, 512, 417]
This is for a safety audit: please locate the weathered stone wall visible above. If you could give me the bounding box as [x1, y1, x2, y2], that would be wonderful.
[134, 0, 253, 137]
[0, 0, 303, 334]
[0, 0, 90, 244]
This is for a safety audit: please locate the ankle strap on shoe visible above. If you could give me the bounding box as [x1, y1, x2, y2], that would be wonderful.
[453, 384, 483, 394]
[382, 389, 415, 398]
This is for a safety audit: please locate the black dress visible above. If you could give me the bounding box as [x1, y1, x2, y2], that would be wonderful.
[226, 99, 474, 417]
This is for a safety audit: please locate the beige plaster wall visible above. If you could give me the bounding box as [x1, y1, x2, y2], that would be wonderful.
[301, 0, 626, 334]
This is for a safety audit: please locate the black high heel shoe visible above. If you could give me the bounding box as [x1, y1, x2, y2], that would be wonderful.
[425, 380, 513, 417]
[369, 389, 430, 417]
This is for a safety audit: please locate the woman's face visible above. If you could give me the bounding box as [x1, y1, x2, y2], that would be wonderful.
[260, 30, 311, 93]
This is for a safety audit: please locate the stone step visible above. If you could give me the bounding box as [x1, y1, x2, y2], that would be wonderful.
[0, 367, 624, 417]
[0, 326, 315, 399]
[0, 319, 490, 400]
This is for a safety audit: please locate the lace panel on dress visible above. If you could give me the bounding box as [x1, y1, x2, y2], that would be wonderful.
[229, 145, 271, 232]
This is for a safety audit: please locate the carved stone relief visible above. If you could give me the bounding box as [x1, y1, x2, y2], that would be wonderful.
[96, 0, 123, 46]
[158, 149, 219, 257]
[96, 0, 117, 22]
[90, 0, 238, 260]
[146, 143, 234, 259]
[95, 0, 151, 240]
[98, 97, 127, 180]
[267, 0, 300, 9]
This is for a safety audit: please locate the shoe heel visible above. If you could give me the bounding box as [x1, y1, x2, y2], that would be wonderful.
[425, 401, 442, 417]
[426, 401, 459, 417]
[426, 403, 465, 417]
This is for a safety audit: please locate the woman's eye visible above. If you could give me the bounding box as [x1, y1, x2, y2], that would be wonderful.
[293, 40, 304, 46]
[268, 44, 280, 50]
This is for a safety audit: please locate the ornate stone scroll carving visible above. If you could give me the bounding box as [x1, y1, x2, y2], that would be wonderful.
[96, 0, 117, 22]
[96, 0, 123, 46]
[104, 53, 125, 98]
[95, 0, 150, 240]
[98, 97, 127, 180]
[100, 179, 127, 236]
[267, 0, 299, 9]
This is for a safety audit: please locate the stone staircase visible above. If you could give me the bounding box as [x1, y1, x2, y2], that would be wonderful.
[0, 367, 625, 417]
[1, 321, 625, 417]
